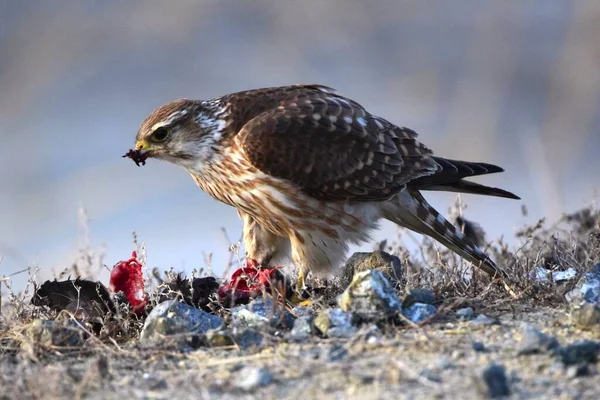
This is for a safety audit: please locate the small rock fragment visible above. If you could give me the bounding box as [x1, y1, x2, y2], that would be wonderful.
[480, 364, 510, 398]
[314, 308, 357, 338]
[517, 327, 560, 355]
[342, 250, 402, 286]
[235, 367, 273, 391]
[231, 297, 294, 329]
[533, 267, 577, 284]
[25, 319, 85, 347]
[472, 341, 486, 352]
[570, 302, 600, 329]
[402, 303, 436, 324]
[565, 263, 600, 305]
[402, 288, 436, 308]
[337, 270, 402, 322]
[327, 344, 348, 362]
[566, 363, 589, 378]
[287, 316, 314, 342]
[554, 340, 600, 366]
[231, 328, 264, 350]
[140, 300, 223, 347]
[471, 314, 500, 326]
[456, 307, 475, 320]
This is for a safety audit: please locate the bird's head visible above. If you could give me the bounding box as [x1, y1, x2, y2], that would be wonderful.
[124, 98, 229, 168]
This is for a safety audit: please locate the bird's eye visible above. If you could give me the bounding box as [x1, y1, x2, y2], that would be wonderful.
[151, 127, 169, 142]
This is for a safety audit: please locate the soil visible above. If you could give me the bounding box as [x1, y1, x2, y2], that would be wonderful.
[2, 303, 599, 400]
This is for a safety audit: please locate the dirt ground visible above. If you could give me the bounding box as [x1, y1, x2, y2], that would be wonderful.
[1, 303, 598, 400]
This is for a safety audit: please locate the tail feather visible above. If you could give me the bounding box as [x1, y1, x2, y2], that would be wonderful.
[408, 157, 520, 200]
[421, 180, 521, 200]
[384, 190, 510, 280]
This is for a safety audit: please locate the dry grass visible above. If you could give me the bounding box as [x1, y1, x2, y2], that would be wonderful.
[0, 199, 599, 399]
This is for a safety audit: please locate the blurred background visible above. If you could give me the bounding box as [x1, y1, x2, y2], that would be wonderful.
[1, 0, 599, 290]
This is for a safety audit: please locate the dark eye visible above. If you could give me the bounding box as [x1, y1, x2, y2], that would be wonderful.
[152, 127, 169, 142]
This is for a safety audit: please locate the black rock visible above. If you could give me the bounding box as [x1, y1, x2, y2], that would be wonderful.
[402, 289, 436, 308]
[554, 340, 600, 366]
[472, 341, 487, 352]
[481, 364, 510, 398]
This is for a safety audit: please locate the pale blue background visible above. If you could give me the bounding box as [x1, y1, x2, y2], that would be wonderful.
[1, 1, 599, 290]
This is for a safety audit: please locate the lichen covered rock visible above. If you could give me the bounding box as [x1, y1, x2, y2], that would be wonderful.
[337, 270, 402, 322]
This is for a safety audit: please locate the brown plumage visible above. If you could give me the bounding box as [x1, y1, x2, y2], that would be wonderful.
[126, 84, 519, 287]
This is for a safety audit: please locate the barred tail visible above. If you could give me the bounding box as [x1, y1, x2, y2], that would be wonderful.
[383, 190, 509, 280]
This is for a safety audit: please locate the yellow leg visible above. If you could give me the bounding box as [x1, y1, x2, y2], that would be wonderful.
[296, 269, 306, 293]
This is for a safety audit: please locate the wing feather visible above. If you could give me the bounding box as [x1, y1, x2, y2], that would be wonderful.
[236, 89, 437, 202]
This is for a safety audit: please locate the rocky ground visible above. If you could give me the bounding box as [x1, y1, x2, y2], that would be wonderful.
[1, 206, 599, 399]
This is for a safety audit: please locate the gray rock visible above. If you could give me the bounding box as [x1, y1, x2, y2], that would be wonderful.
[235, 367, 273, 391]
[570, 302, 600, 329]
[480, 364, 510, 398]
[456, 306, 475, 320]
[287, 315, 314, 342]
[402, 303, 436, 324]
[342, 250, 402, 287]
[338, 270, 402, 322]
[517, 327, 560, 355]
[204, 326, 264, 350]
[291, 305, 314, 318]
[533, 267, 577, 283]
[554, 340, 600, 366]
[471, 314, 500, 326]
[140, 300, 223, 346]
[314, 308, 357, 338]
[25, 319, 85, 347]
[231, 297, 295, 329]
[402, 288, 436, 308]
[565, 263, 600, 305]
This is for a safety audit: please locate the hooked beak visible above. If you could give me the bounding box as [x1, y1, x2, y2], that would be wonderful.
[123, 139, 154, 167]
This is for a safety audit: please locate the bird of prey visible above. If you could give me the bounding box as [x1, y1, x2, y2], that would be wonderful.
[125, 84, 519, 291]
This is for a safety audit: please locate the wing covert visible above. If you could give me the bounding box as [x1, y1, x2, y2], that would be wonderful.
[237, 91, 437, 202]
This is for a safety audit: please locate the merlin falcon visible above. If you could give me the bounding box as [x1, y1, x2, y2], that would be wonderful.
[125, 84, 519, 290]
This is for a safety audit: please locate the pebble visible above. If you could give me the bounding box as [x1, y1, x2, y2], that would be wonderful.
[565, 263, 600, 305]
[480, 364, 510, 398]
[471, 314, 500, 326]
[25, 319, 85, 348]
[517, 327, 560, 355]
[140, 300, 223, 347]
[235, 367, 273, 391]
[402, 303, 437, 324]
[231, 297, 295, 329]
[327, 344, 348, 362]
[554, 340, 600, 366]
[314, 308, 357, 338]
[456, 306, 475, 320]
[337, 270, 403, 322]
[566, 364, 589, 378]
[570, 302, 600, 329]
[287, 316, 314, 342]
[472, 341, 486, 352]
[402, 288, 436, 308]
[533, 267, 577, 283]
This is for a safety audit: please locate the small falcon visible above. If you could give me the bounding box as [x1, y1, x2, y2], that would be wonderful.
[125, 84, 519, 290]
